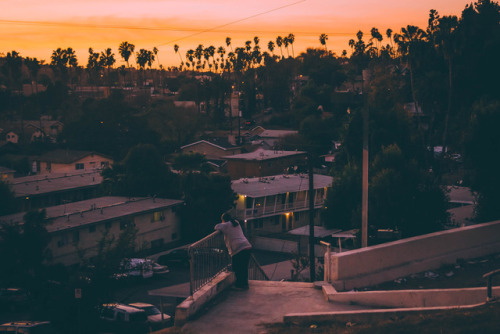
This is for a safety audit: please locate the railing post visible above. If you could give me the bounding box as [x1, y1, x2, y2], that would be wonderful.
[320, 241, 331, 283]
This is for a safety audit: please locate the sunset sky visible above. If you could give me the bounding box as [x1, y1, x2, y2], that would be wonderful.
[1, 0, 471, 68]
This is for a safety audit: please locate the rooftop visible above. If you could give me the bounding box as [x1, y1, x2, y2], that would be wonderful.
[35, 149, 111, 164]
[258, 129, 298, 138]
[8, 171, 102, 197]
[0, 196, 183, 233]
[223, 148, 306, 161]
[232, 174, 333, 197]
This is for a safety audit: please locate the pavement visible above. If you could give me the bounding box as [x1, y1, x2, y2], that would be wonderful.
[177, 280, 372, 334]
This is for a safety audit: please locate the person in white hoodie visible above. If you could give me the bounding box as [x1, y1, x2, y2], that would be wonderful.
[215, 213, 252, 289]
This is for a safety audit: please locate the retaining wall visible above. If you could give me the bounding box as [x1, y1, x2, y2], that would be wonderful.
[326, 221, 500, 291]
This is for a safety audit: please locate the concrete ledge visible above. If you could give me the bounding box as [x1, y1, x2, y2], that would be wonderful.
[283, 303, 484, 325]
[321, 284, 337, 301]
[174, 271, 234, 326]
[326, 286, 500, 308]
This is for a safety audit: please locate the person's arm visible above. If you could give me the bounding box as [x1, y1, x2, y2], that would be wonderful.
[215, 222, 226, 233]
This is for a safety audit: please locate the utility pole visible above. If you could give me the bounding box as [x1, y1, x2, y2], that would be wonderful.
[362, 104, 369, 247]
[308, 153, 315, 281]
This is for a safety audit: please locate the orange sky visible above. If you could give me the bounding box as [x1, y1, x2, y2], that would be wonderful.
[1, 0, 471, 68]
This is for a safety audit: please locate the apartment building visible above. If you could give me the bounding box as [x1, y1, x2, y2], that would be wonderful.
[0, 196, 183, 266]
[230, 173, 333, 234]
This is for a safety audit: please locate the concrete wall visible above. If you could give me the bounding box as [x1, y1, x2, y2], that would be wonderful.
[327, 287, 500, 308]
[326, 221, 500, 291]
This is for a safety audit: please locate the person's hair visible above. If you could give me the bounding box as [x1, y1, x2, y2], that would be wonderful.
[221, 212, 239, 227]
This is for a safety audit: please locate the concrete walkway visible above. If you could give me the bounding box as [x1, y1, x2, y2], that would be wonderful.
[178, 280, 372, 334]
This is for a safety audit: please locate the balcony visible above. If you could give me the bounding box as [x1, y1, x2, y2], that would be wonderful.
[236, 199, 325, 220]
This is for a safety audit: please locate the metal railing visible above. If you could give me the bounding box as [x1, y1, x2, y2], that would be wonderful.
[188, 231, 269, 295]
[236, 199, 325, 220]
[483, 268, 500, 302]
[248, 254, 270, 281]
[189, 231, 230, 295]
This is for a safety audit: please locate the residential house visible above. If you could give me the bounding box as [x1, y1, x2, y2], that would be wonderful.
[8, 171, 103, 212]
[180, 138, 242, 170]
[247, 129, 298, 150]
[223, 148, 307, 180]
[229, 173, 333, 234]
[0, 196, 184, 266]
[31, 150, 113, 175]
[0, 166, 16, 181]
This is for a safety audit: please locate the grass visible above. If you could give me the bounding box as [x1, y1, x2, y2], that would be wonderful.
[262, 302, 500, 334]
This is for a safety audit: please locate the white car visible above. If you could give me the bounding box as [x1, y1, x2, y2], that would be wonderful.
[119, 258, 154, 279]
[128, 303, 171, 329]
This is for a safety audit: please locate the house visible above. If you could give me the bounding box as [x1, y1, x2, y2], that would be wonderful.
[31, 150, 113, 175]
[223, 148, 307, 180]
[24, 120, 64, 143]
[180, 138, 242, 161]
[0, 166, 16, 181]
[0, 196, 184, 266]
[248, 129, 298, 149]
[229, 173, 333, 234]
[8, 171, 103, 212]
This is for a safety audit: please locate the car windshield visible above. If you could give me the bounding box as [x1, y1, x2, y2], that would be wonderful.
[143, 306, 161, 316]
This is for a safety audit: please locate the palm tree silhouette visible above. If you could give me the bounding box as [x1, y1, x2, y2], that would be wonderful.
[276, 36, 284, 58]
[287, 33, 295, 57]
[267, 41, 275, 57]
[118, 41, 135, 86]
[319, 33, 328, 51]
[226, 37, 233, 52]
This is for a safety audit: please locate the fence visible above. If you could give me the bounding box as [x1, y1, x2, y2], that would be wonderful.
[188, 231, 269, 295]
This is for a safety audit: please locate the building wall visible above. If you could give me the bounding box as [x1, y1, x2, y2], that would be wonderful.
[38, 154, 113, 175]
[181, 142, 241, 160]
[48, 207, 181, 266]
[226, 154, 307, 179]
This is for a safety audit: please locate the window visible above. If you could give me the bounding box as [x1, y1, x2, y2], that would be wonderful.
[171, 232, 178, 240]
[105, 222, 111, 230]
[75, 163, 84, 170]
[151, 211, 163, 222]
[72, 231, 80, 243]
[89, 225, 96, 233]
[101, 161, 109, 168]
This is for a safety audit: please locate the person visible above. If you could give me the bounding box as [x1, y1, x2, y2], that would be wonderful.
[215, 213, 252, 290]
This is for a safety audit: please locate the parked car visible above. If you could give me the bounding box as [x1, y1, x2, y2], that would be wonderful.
[0, 321, 56, 334]
[128, 303, 171, 330]
[97, 303, 148, 333]
[0, 288, 31, 312]
[149, 261, 170, 276]
[157, 248, 190, 268]
[119, 258, 154, 279]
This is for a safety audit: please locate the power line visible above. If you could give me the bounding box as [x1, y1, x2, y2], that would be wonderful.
[0, 18, 356, 36]
[154, 0, 308, 47]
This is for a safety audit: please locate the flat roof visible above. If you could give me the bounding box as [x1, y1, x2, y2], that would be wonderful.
[9, 171, 103, 197]
[232, 174, 333, 197]
[288, 226, 341, 238]
[258, 130, 298, 138]
[223, 148, 306, 161]
[0, 196, 183, 233]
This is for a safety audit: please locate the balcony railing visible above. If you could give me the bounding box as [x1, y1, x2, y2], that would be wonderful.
[236, 199, 325, 220]
[188, 231, 269, 295]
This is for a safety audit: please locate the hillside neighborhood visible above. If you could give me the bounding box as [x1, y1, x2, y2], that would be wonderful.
[1, 1, 500, 332]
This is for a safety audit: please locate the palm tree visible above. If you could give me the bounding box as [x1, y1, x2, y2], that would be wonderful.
[394, 25, 427, 129]
[319, 33, 328, 51]
[283, 37, 290, 57]
[174, 44, 183, 66]
[217, 46, 226, 73]
[100, 48, 116, 85]
[226, 37, 233, 52]
[267, 41, 275, 56]
[287, 33, 295, 57]
[276, 36, 284, 58]
[118, 41, 135, 86]
[194, 44, 204, 70]
[118, 41, 135, 68]
[370, 27, 383, 56]
[434, 15, 459, 153]
[24, 57, 41, 95]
